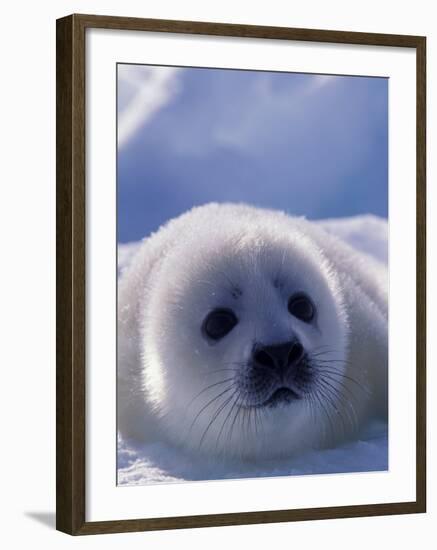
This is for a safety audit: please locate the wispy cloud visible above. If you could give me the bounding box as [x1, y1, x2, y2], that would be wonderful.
[211, 74, 338, 153]
[117, 65, 182, 148]
[117, 67, 388, 242]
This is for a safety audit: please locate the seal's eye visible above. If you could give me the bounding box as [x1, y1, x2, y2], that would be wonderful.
[202, 308, 238, 341]
[288, 293, 315, 323]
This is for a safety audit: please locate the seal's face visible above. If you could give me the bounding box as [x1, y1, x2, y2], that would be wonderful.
[202, 294, 315, 409]
[142, 224, 350, 459]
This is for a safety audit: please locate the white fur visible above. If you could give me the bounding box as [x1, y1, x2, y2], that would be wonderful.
[118, 203, 387, 460]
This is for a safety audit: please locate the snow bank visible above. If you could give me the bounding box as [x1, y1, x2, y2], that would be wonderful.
[316, 214, 388, 265]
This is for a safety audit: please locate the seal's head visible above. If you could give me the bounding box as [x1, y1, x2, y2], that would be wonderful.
[141, 210, 350, 459]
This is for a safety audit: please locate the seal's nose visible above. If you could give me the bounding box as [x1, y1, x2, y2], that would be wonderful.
[253, 340, 304, 372]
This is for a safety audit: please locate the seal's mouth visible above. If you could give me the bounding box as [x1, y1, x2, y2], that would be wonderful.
[262, 387, 300, 408]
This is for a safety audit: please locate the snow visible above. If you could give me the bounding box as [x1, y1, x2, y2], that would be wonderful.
[118, 241, 142, 274]
[117, 213, 388, 486]
[316, 214, 388, 264]
[117, 420, 387, 485]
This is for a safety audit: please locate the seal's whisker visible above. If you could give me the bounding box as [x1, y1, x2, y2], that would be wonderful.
[329, 382, 360, 430]
[306, 393, 328, 446]
[317, 371, 369, 403]
[314, 381, 348, 438]
[227, 396, 245, 446]
[254, 403, 262, 437]
[187, 378, 235, 409]
[246, 407, 252, 440]
[311, 364, 371, 395]
[203, 368, 239, 376]
[322, 379, 360, 433]
[310, 347, 341, 356]
[315, 379, 356, 436]
[241, 404, 249, 439]
[249, 406, 257, 439]
[189, 385, 235, 434]
[312, 387, 337, 443]
[222, 361, 247, 367]
[308, 394, 322, 444]
[312, 358, 352, 366]
[215, 392, 241, 452]
[199, 391, 237, 449]
[320, 380, 360, 433]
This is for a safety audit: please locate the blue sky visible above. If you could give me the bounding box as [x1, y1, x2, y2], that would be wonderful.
[117, 64, 388, 243]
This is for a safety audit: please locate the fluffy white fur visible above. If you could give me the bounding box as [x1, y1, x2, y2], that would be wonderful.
[118, 203, 387, 460]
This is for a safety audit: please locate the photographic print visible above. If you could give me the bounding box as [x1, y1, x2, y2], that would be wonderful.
[116, 63, 389, 486]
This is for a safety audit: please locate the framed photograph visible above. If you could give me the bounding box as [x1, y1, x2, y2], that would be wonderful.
[56, 14, 426, 535]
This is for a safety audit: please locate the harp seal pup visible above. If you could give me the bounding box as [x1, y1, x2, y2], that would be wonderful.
[118, 203, 387, 460]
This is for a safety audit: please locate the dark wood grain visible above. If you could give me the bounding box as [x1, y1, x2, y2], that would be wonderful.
[415, 37, 427, 514]
[56, 15, 73, 534]
[56, 15, 86, 535]
[76, 501, 421, 535]
[74, 13, 423, 47]
[56, 13, 427, 536]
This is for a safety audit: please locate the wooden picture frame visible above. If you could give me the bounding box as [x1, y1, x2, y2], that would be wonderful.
[56, 13, 426, 535]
